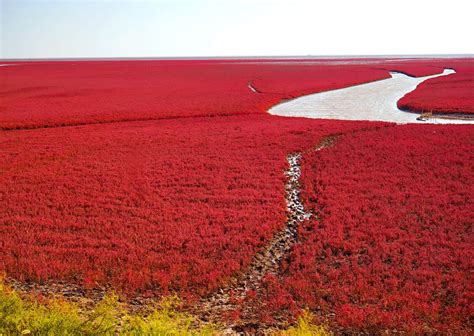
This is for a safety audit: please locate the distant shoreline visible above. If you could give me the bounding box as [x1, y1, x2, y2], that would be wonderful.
[1, 54, 473, 62]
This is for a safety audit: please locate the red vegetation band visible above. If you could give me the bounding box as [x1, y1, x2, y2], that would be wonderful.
[1, 59, 471, 130]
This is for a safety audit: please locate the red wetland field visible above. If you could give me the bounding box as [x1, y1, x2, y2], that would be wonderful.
[0, 58, 473, 334]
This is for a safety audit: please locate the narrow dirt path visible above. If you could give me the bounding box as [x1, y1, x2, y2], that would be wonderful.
[3, 135, 339, 334]
[196, 136, 338, 335]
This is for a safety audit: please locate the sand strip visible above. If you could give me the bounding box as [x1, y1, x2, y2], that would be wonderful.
[269, 69, 473, 124]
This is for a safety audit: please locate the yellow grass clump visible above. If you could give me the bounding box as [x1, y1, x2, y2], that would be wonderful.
[0, 280, 216, 335]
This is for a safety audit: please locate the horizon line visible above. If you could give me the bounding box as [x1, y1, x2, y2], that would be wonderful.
[2, 53, 473, 62]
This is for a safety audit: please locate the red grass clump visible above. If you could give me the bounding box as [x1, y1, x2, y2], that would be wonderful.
[269, 125, 473, 333]
[398, 59, 474, 115]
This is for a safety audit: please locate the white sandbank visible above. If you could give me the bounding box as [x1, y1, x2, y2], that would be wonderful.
[268, 69, 473, 124]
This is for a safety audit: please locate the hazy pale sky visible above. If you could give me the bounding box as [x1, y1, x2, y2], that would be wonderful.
[1, 0, 472, 59]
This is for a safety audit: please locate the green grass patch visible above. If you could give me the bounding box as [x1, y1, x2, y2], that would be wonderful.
[0, 281, 216, 335]
[278, 311, 330, 336]
[1, 280, 330, 335]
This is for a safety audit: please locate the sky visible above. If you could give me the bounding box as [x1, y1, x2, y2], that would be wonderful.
[1, 0, 473, 59]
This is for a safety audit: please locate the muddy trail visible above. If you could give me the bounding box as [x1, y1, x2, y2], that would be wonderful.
[4, 135, 340, 334]
[195, 136, 338, 335]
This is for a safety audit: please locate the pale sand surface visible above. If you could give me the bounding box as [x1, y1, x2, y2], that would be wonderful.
[269, 69, 473, 124]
